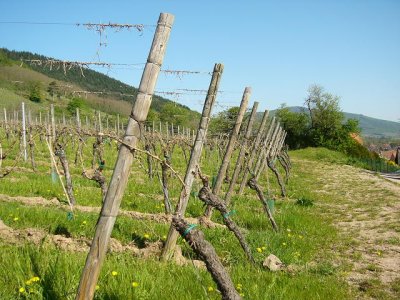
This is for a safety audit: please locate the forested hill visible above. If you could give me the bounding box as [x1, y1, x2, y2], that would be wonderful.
[0, 48, 197, 117]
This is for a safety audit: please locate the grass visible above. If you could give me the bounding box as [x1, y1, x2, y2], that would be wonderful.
[3, 131, 393, 299]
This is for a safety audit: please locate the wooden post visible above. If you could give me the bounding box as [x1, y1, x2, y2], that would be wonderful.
[76, 13, 174, 300]
[76, 108, 81, 130]
[238, 110, 269, 195]
[98, 111, 102, 133]
[21, 102, 27, 162]
[161, 63, 224, 260]
[255, 125, 281, 180]
[116, 114, 120, 135]
[253, 118, 277, 177]
[204, 87, 251, 218]
[225, 101, 258, 204]
[50, 104, 56, 142]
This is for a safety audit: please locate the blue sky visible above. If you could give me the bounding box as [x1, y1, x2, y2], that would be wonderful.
[0, 0, 399, 121]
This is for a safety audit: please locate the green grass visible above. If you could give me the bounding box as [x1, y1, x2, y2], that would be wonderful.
[0, 132, 369, 299]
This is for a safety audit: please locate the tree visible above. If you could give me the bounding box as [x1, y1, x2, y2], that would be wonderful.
[67, 97, 87, 115]
[209, 107, 240, 134]
[305, 84, 345, 147]
[275, 104, 310, 149]
[47, 81, 59, 99]
[28, 81, 44, 103]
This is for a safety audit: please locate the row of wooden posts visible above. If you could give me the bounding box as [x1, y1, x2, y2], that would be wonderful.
[0, 13, 291, 300]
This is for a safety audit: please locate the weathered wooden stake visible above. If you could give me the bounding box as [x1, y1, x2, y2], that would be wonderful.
[225, 101, 258, 204]
[76, 13, 174, 300]
[161, 63, 224, 260]
[238, 110, 269, 195]
[204, 87, 251, 218]
[21, 102, 27, 162]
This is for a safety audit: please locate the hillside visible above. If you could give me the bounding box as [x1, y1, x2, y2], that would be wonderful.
[267, 106, 400, 138]
[0, 48, 200, 128]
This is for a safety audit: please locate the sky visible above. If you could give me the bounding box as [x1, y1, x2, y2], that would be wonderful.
[0, 0, 399, 121]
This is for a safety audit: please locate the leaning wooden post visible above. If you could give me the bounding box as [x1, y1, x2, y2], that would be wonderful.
[255, 125, 281, 180]
[204, 87, 251, 218]
[225, 101, 258, 204]
[21, 102, 27, 162]
[76, 108, 81, 130]
[238, 109, 269, 195]
[76, 13, 174, 300]
[161, 63, 224, 260]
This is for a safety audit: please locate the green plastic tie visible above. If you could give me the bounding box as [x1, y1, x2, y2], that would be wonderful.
[67, 212, 74, 221]
[183, 224, 197, 237]
[223, 210, 236, 218]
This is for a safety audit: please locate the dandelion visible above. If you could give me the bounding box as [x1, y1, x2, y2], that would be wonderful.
[82, 220, 87, 225]
[95, 285, 100, 290]
[256, 247, 262, 253]
[31, 276, 40, 282]
[143, 234, 150, 239]
[132, 281, 139, 288]
[111, 271, 118, 276]
[25, 279, 32, 285]
[19, 287, 25, 293]
[207, 286, 214, 292]
[236, 283, 242, 290]
[13, 217, 19, 221]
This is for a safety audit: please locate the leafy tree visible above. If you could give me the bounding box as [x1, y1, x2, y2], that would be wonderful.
[305, 84, 344, 147]
[47, 81, 59, 98]
[67, 97, 87, 115]
[275, 104, 310, 149]
[209, 106, 240, 134]
[28, 81, 44, 103]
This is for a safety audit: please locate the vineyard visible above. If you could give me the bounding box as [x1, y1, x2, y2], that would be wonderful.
[1, 11, 400, 300]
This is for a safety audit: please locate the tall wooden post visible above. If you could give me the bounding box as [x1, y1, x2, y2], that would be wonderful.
[76, 13, 174, 300]
[252, 118, 277, 177]
[76, 108, 81, 130]
[255, 125, 281, 180]
[21, 102, 27, 162]
[161, 63, 224, 260]
[225, 101, 258, 204]
[238, 110, 269, 195]
[204, 87, 251, 218]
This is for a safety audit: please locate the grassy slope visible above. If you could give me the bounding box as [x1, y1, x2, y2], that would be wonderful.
[0, 131, 356, 299]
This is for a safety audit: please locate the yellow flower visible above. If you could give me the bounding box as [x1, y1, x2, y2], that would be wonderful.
[95, 285, 100, 290]
[19, 287, 25, 293]
[376, 251, 382, 256]
[25, 279, 32, 285]
[111, 271, 118, 276]
[240, 293, 245, 297]
[13, 217, 19, 221]
[287, 233, 292, 237]
[282, 242, 287, 246]
[162, 235, 167, 240]
[82, 220, 87, 225]
[236, 283, 242, 290]
[132, 281, 139, 288]
[207, 286, 214, 292]
[32, 276, 40, 282]
[261, 246, 266, 250]
[256, 247, 262, 253]
[143, 234, 150, 239]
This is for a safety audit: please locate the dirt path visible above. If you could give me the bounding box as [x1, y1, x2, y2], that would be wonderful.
[0, 193, 223, 229]
[294, 158, 400, 297]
